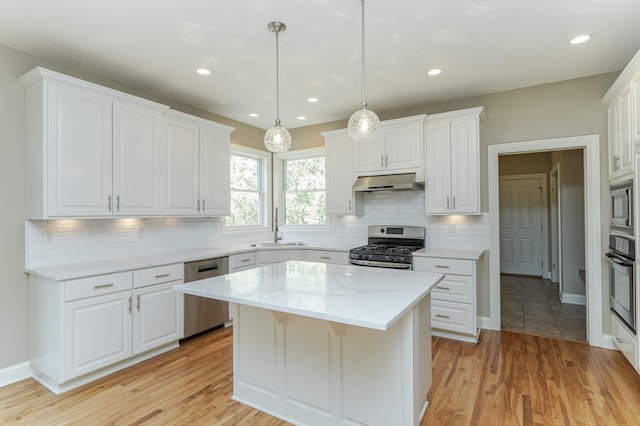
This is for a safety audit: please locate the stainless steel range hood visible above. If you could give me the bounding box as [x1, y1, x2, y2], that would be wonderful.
[353, 173, 425, 192]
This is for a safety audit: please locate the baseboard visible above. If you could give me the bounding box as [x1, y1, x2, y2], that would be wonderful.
[560, 292, 586, 306]
[0, 361, 31, 388]
[479, 316, 496, 331]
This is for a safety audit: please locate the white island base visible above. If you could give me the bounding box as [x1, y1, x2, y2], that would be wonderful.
[231, 296, 432, 426]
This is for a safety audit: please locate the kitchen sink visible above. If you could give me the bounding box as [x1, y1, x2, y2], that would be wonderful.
[250, 242, 305, 248]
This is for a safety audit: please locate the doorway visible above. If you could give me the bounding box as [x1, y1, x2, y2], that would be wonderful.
[487, 135, 603, 346]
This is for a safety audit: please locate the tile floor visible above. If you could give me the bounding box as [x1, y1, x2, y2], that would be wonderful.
[500, 274, 587, 342]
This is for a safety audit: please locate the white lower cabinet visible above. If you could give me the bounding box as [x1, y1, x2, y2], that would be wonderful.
[305, 249, 348, 265]
[611, 313, 638, 369]
[257, 249, 305, 265]
[30, 264, 183, 393]
[413, 255, 480, 342]
[229, 252, 257, 272]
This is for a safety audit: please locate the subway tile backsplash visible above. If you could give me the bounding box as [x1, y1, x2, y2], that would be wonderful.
[26, 191, 488, 268]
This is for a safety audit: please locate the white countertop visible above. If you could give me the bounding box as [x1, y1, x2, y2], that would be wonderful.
[174, 260, 444, 331]
[413, 248, 485, 260]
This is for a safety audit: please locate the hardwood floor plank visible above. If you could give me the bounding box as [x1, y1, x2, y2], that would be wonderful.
[2, 327, 640, 425]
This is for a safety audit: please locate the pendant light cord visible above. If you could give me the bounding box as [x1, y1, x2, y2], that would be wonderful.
[275, 26, 281, 125]
[360, 0, 367, 108]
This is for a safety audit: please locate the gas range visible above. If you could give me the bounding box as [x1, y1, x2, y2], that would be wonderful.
[349, 225, 425, 269]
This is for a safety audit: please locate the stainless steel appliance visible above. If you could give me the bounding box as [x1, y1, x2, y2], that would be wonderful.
[606, 234, 635, 333]
[183, 256, 229, 339]
[349, 225, 425, 269]
[610, 180, 633, 230]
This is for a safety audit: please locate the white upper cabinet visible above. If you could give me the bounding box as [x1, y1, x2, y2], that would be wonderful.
[603, 49, 640, 182]
[425, 107, 483, 215]
[352, 115, 426, 180]
[21, 67, 168, 219]
[322, 129, 363, 216]
[163, 110, 233, 216]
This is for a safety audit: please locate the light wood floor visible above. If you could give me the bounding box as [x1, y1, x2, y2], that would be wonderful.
[2, 327, 640, 425]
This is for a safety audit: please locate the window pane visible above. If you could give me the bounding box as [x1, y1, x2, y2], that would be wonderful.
[228, 191, 259, 226]
[285, 157, 325, 191]
[230, 154, 259, 191]
[284, 191, 326, 225]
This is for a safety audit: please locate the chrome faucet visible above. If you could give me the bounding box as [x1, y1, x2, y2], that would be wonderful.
[274, 206, 282, 243]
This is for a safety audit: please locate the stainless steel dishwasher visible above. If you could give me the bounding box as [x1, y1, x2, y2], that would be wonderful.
[183, 256, 229, 339]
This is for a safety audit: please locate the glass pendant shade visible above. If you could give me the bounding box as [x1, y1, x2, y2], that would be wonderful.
[264, 121, 292, 153]
[348, 105, 380, 142]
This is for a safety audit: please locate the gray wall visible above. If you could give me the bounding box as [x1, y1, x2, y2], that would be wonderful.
[0, 41, 620, 371]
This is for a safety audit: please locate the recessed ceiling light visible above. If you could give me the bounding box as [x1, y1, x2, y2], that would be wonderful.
[196, 68, 211, 75]
[297, 116, 307, 120]
[307, 97, 319, 103]
[427, 68, 442, 76]
[570, 35, 590, 45]
[249, 113, 259, 118]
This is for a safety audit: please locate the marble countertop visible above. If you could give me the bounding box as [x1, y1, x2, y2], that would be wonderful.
[174, 260, 444, 331]
[25, 244, 352, 281]
[413, 248, 485, 260]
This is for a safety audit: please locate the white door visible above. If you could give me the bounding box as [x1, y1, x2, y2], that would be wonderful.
[133, 282, 182, 355]
[164, 116, 200, 215]
[199, 125, 230, 216]
[499, 178, 543, 276]
[325, 135, 355, 215]
[383, 123, 422, 170]
[450, 117, 479, 214]
[425, 120, 451, 214]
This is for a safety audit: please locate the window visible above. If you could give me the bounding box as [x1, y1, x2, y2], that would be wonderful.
[224, 145, 271, 231]
[275, 147, 326, 227]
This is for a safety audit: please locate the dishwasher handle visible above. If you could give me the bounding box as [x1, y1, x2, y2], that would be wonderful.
[198, 263, 220, 273]
[184, 256, 230, 282]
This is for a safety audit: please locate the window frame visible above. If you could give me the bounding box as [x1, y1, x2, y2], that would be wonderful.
[273, 146, 328, 233]
[222, 144, 272, 235]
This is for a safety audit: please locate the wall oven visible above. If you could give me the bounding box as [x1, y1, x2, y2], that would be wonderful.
[606, 234, 635, 334]
[610, 180, 633, 230]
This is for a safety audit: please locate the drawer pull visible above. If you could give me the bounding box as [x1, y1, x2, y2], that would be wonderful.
[616, 337, 625, 344]
[320, 256, 331, 260]
[435, 314, 451, 319]
[94, 283, 114, 290]
[241, 258, 252, 263]
[155, 273, 171, 278]
[437, 286, 451, 291]
[435, 265, 450, 269]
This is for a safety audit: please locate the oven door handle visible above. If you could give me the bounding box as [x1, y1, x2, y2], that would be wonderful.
[605, 252, 634, 268]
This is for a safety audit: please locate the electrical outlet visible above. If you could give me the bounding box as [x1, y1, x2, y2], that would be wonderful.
[449, 224, 456, 233]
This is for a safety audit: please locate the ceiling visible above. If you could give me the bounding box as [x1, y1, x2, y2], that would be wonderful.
[1, 0, 639, 130]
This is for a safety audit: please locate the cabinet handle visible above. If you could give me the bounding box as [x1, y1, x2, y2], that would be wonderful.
[435, 265, 450, 269]
[197, 199, 201, 212]
[349, 200, 352, 210]
[94, 283, 114, 290]
[202, 199, 205, 212]
[136, 294, 140, 311]
[615, 337, 625, 344]
[128, 296, 132, 313]
[385, 155, 388, 167]
[320, 256, 331, 260]
[380, 155, 384, 167]
[155, 273, 170, 279]
[108, 195, 112, 212]
[452, 196, 456, 210]
[116, 195, 120, 211]
[435, 314, 450, 319]
[446, 197, 450, 210]
[437, 286, 451, 291]
[241, 258, 252, 263]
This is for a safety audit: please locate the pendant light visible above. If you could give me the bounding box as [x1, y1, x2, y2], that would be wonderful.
[264, 21, 292, 153]
[348, 0, 380, 142]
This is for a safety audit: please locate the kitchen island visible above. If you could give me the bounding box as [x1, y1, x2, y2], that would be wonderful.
[174, 261, 443, 426]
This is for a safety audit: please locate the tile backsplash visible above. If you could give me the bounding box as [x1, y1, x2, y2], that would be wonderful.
[26, 191, 488, 268]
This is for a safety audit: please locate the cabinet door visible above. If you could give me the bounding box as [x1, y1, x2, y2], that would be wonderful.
[64, 291, 132, 380]
[325, 135, 360, 215]
[619, 87, 633, 177]
[47, 82, 112, 216]
[634, 73, 640, 142]
[425, 121, 452, 214]
[450, 117, 480, 214]
[352, 133, 384, 173]
[113, 100, 164, 216]
[609, 100, 620, 179]
[383, 123, 423, 171]
[133, 281, 183, 354]
[164, 116, 200, 215]
[200, 125, 231, 216]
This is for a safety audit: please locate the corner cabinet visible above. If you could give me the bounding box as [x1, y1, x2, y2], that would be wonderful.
[322, 129, 363, 215]
[163, 110, 234, 216]
[29, 264, 184, 394]
[425, 107, 484, 215]
[352, 114, 426, 180]
[21, 67, 168, 219]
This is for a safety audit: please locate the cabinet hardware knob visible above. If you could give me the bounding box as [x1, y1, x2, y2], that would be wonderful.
[435, 265, 450, 269]
[446, 197, 450, 210]
[128, 296, 132, 314]
[136, 294, 140, 311]
[453, 196, 456, 210]
[116, 195, 120, 211]
[380, 155, 384, 167]
[197, 199, 201, 212]
[320, 256, 331, 260]
[241, 258, 252, 263]
[385, 154, 388, 167]
[435, 314, 450, 319]
[94, 283, 114, 290]
[155, 273, 170, 279]
[437, 286, 451, 291]
[202, 199, 206, 212]
[108, 195, 112, 212]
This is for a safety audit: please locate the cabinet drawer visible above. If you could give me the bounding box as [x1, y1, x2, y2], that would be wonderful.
[611, 314, 638, 368]
[133, 263, 183, 288]
[414, 257, 473, 275]
[257, 250, 305, 264]
[432, 274, 474, 303]
[230, 252, 257, 271]
[431, 300, 475, 335]
[65, 272, 132, 302]
[305, 250, 348, 265]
